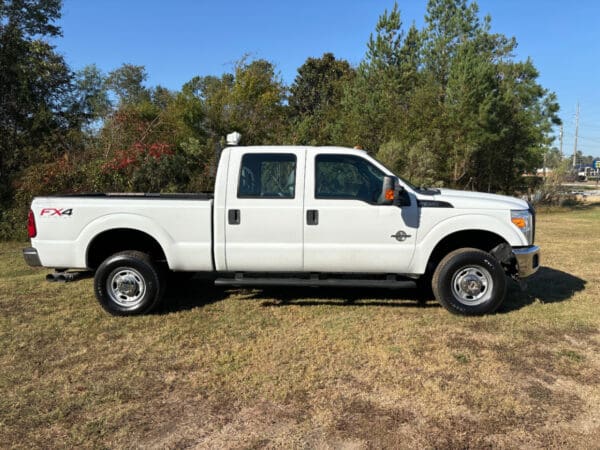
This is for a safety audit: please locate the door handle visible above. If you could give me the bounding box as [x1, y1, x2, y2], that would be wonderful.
[228, 209, 241, 225]
[391, 230, 411, 242]
[307, 210, 319, 225]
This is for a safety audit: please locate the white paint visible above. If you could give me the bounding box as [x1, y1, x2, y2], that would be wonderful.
[29, 145, 534, 276]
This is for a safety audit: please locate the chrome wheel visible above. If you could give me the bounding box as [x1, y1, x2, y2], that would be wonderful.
[107, 268, 146, 308]
[451, 265, 494, 306]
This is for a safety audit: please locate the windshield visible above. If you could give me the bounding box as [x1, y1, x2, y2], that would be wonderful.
[368, 154, 418, 191]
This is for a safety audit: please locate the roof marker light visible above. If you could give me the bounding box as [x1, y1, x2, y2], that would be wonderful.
[226, 131, 242, 146]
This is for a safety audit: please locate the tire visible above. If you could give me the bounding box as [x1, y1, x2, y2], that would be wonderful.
[94, 250, 165, 316]
[432, 248, 506, 315]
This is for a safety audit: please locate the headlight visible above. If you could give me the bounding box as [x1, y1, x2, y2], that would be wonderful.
[511, 210, 533, 244]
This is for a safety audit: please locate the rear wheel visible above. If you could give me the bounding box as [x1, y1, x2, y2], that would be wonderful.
[432, 248, 506, 315]
[94, 250, 165, 316]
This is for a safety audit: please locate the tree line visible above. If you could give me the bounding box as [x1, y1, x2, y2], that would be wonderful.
[1, 0, 563, 239]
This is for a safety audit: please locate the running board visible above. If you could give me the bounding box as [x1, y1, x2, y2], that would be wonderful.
[214, 277, 417, 289]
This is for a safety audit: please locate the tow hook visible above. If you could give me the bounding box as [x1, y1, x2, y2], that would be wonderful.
[490, 243, 525, 290]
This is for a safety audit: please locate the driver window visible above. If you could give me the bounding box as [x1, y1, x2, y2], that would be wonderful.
[315, 154, 384, 203]
[238, 153, 296, 198]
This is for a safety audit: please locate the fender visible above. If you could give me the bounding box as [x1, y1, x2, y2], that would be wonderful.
[76, 213, 175, 269]
[408, 212, 527, 274]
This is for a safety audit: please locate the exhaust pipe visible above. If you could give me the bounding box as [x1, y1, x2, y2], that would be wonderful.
[46, 273, 63, 282]
[46, 271, 91, 283]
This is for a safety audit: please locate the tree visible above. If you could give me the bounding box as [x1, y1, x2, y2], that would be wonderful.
[340, 2, 413, 151]
[0, 0, 74, 202]
[72, 64, 111, 125]
[186, 58, 287, 146]
[401, 0, 561, 191]
[423, 0, 483, 89]
[365, 3, 404, 73]
[544, 148, 563, 169]
[289, 53, 354, 144]
[0, 0, 61, 36]
[106, 64, 150, 105]
[228, 58, 288, 144]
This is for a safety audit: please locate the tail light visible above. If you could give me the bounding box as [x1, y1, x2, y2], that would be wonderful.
[27, 209, 37, 238]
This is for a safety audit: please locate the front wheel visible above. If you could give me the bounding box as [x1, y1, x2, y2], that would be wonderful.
[94, 250, 165, 316]
[432, 248, 506, 315]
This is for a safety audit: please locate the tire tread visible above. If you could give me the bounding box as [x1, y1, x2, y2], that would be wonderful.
[432, 247, 506, 315]
[94, 250, 165, 316]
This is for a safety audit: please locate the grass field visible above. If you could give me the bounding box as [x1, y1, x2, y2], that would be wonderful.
[1, 205, 599, 449]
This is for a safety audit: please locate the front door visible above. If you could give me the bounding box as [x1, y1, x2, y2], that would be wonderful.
[224, 148, 305, 272]
[303, 150, 418, 273]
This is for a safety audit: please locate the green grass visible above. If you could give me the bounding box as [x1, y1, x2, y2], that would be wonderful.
[1, 204, 600, 448]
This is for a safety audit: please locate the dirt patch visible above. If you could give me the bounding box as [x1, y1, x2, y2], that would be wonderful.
[495, 343, 600, 387]
[333, 398, 415, 447]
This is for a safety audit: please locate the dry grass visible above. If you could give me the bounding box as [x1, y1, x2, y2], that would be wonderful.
[1, 204, 600, 449]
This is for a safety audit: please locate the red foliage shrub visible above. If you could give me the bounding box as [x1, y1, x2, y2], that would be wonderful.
[102, 141, 173, 173]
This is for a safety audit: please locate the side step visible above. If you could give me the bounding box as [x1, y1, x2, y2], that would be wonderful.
[214, 277, 417, 289]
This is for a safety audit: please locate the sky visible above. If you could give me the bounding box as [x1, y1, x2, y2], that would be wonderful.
[52, 0, 600, 158]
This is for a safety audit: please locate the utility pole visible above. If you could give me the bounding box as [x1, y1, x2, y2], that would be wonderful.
[559, 124, 564, 156]
[573, 102, 579, 168]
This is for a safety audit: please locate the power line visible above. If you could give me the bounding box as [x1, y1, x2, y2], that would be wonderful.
[562, 133, 600, 144]
[578, 122, 600, 131]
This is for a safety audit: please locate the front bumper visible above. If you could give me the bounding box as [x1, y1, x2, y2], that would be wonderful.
[512, 245, 540, 278]
[23, 247, 42, 267]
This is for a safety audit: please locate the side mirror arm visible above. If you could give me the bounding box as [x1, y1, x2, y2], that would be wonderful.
[393, 185, 411, 206]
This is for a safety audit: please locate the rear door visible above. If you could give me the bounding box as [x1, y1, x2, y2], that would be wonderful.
[303, 150, 418, 273]
[224, 148, 305, 271]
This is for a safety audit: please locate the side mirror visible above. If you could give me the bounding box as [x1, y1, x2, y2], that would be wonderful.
[393, 184, 406, 206]
[380, 176, 396, 205]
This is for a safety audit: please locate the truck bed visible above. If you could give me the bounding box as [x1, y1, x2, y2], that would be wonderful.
[30, 194, 214, 271]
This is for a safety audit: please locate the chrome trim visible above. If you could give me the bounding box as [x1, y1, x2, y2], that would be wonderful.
[107, 268, 147, 309]
[512, 246, 540, 278]
[23, 247, 42, 267]
[451, 265, 494, 305]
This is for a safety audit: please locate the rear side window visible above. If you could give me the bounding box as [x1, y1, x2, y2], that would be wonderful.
[315, 154, 385, 203]
[238, 153, 297, 198]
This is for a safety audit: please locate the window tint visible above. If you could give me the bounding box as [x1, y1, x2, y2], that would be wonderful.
[315, 154, 385, 203]
[238, 153, 296, 198]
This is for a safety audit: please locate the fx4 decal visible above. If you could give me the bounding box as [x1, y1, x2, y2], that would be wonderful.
[40, 208, 73, 217]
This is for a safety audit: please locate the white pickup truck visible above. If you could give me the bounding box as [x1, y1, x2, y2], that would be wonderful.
[23, 138, 540, 316]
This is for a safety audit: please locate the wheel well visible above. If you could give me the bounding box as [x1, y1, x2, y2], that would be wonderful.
[425, 230, 507, 275]
[86, 228, 167, 269]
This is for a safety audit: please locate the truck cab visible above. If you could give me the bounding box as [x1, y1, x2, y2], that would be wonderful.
[214, 146, 419, 274]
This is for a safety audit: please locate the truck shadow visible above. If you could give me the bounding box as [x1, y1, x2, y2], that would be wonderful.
[499, 266, 586, 313]
[250, 287, 438, 309]
[158, 277, 230, 314]
[249, 266, 585, 313]
[160, 278, 437, 313]
[158, 266, 585, 314]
